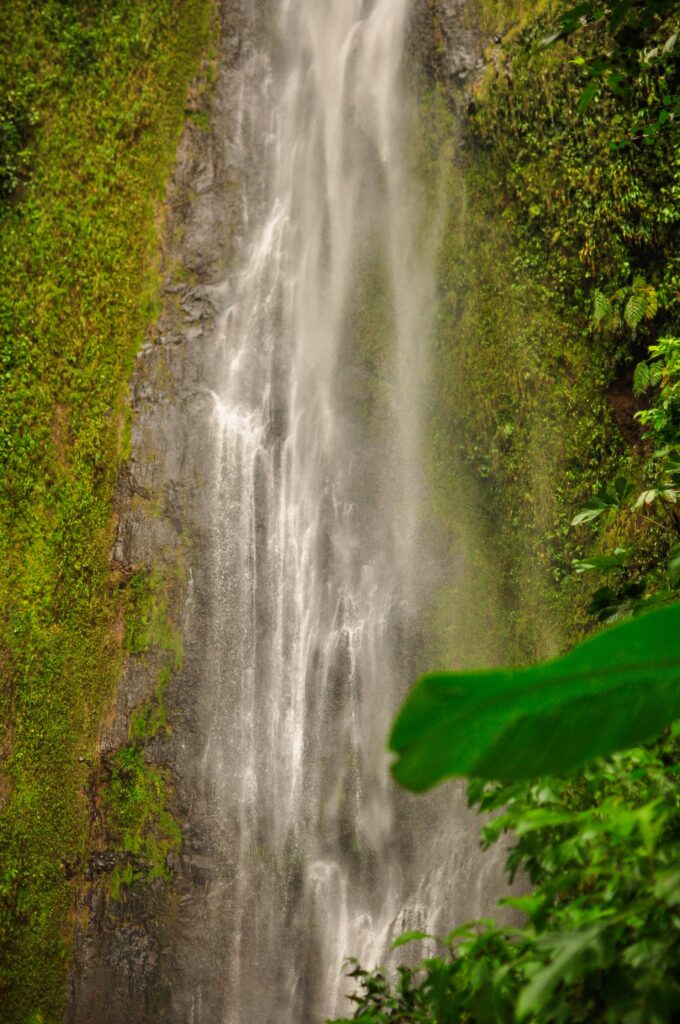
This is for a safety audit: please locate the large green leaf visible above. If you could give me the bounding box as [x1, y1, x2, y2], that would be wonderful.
[389, 604, 680, 791]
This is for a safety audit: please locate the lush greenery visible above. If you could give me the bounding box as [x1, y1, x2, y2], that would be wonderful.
[428, 0, 680, 665]
[103, 567, 185, 900]
[332, 730, 680, 1023]
[329, 0, 680, 1020]
[0, 2, 211, 1020]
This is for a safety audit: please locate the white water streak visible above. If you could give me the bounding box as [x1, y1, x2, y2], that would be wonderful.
[195, 3, 494, 1021]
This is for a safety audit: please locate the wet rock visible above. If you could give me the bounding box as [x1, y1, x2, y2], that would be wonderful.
[66, 2, 260, 1021]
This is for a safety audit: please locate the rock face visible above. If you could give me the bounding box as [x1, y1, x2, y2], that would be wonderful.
[408, 0, 489, 96]
[66, 2, 265, 1019]
[438, 0, 486, 83]
[66, 2, 493, 1021]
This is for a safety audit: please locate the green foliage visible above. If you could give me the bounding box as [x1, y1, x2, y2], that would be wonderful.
[429, 0, 679, 666]
[390, 604, 680, 789]
[0, 77, 38, 202]
[570, 474, 634, 524]
[438, 0, 680, 665]
[593, 277, 659, 333]
[569, 338, 680, 623]
[104, 744, 181, 899]
[473, 7, 679, 310]
[0, 1, 211, 1019]
[538, 0, 680, 129]
[635, 337, 680, 439]
[332, 736, 680, 1022]
[73, 565, 184, 898]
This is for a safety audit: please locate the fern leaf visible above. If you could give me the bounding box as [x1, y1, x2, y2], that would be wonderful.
[644, 286, 658, 320]
[625, 293, 646, 329]
[609, 306, 622, 330]
[593, 290, 611, 327]
[633, 362, 652, 395]
[650, 363, 663, 387]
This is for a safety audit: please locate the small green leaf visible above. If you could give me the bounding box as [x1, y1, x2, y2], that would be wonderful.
[634, 489, 658, 508]
[577, 79, 600, 112]
[613, 475, 634, 503]
[390, 930, 432, 950]
[571, 507, 606, 526]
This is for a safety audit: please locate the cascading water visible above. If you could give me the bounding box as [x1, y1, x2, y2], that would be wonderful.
[175, 2, 505, 1021]
[65, 2, 511, 1022]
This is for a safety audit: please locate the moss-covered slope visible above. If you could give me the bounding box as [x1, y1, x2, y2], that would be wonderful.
[426, 0, 679, 666]
[0, 2, 212, 1019]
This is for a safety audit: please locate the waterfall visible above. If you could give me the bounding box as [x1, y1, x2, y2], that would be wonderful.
[190, 1, 469, 1020]
[59, 4, 514, 1021]
[93, 2, 510, 1024]
[166, 1, 504, 1021]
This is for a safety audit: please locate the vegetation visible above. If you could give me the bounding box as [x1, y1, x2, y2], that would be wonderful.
[428, 0, 679, 664]
[103, 567, 185, 899]
[105, 744, 181, 901]
[0, 1, 211, 1020]
[329, 1, 680, 1021]
[331, 729, 680, 1022]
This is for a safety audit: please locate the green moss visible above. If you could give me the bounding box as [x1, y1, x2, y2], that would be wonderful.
[475, 0, 557, 35]
[423, 2, 679, 666]
[105, 744, 181, 900]
[0, 1, 214, 1019]
[111, 565, 186, 888]
[123, 568, 184, 666]
[126, 567, 183, 745]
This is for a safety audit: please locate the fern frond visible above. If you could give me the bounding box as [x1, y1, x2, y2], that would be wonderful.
[650, 362, 663, 386]
[625, 293, 646, 329]
[592, 289, 611, 327]
[643, 286, 658, 320]
[633, 362, 652, 395]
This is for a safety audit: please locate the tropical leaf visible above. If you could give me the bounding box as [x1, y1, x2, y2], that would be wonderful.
[572, 548, 628, 573]
[571, 481, 629, 525]
[571, 496, 615, 525]
[389, 604, 680, 791]
[634, 489, 658, 508]
[612, 475, 634, 503]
